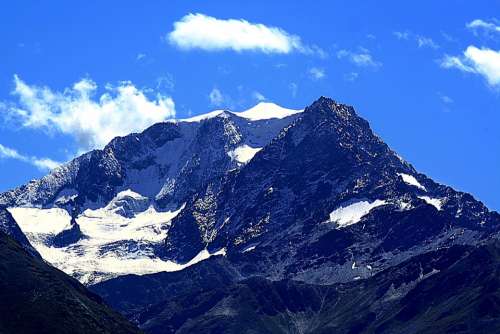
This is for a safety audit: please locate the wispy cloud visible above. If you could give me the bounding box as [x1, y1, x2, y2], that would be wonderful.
[466, 19, 500, 37]
[208, 87, 225, 107]
[393, 31, 439, 49]
[416, 36, 439, 49]
[4, 75, 176, 152]
[167, 13, 325, 56]
[393, 31, 410, 40]
[337, 48, 382, 68]
[288, 83, 298, 98]
[440, 55, 476, 73]
[0, 143, 60, 171]
[437, 92, 454, 112]
[440, 46, 500, 88]
[344, 72, 359, 82]
[440, 31, 458, 43]
[156, 74, 175, 92]
[437, 92, 454, 104]
[252, 91, 266, 102]
[309, 67, 326, 80]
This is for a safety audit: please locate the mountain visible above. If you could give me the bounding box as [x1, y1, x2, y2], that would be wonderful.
[92, 241, 500, 334]
[0, 226, 141, 334]
[1, 97, 499, 333]
[91, 257, 240, 322]
[0, 102, 303, 284]
[162, 97, 499, 285]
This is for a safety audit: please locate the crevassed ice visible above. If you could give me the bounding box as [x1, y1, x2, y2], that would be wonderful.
[9, 200, 226, 284]
[398, 173, 426, 191]
[78, 204, 183, 244]
[8, 207, 72, 235]
[34, 242, 226, 285]
[327, 200, 387, 228]
[418, 196, 443, 210]
[228, 145, 262, 164]
[113, 189, 148, 200]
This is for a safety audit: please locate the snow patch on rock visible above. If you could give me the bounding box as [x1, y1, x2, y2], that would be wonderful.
[242, 245, 257, 253]
[418, 196, 443, 210]
[228, 145, 262, 164]
[398, 173, 426, 191]
[327, 200, 387, 228]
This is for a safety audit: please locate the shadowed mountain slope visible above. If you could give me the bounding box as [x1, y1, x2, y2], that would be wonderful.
[0, 230, 142, 334]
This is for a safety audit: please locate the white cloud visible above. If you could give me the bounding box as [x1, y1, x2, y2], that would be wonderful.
[208, 88, 224, 106]
[440, 55, 476, 73]
[440, 46, 500, 88]
[136, 53, 146, 61]
[0, 143, 60, 171]
[466, 19, 500, 36]
[156, 74, 175, 92]
[6, 75, 176, 151]
[167, 13, 324, 56]
[337, 49, 382, 68]
[0, 143, 25, 161]
[309, 67, 326, 80]
[416, 36, 439, 49]
[32, 158, 61, 170]
[252, 91, 266, 102]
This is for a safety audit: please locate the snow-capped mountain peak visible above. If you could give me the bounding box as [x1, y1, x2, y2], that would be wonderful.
[233, 102, 303, 121]
[180, 109, 225, 123]
[180, 102, 303, 123]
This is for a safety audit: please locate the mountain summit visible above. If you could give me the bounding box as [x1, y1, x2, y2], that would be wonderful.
[181, 102, 303, 122]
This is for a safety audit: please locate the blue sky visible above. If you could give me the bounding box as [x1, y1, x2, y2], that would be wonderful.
[0, 0, 499, 210]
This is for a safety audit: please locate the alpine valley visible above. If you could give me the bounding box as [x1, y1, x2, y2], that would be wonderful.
[1, 97, 499, 333]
